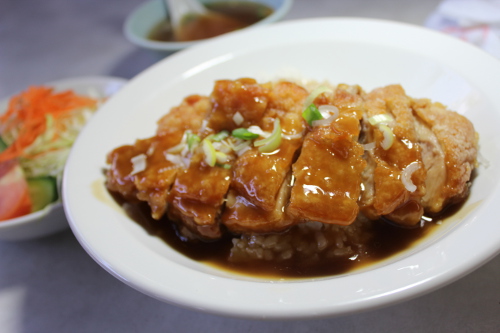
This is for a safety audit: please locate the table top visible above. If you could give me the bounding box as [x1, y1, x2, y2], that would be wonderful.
[1, 0, 499, 332]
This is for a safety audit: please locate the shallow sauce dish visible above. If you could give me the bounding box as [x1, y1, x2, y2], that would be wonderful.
[64, 19, 500, 318]
[124, 0, 293, 53]
[0, 76, 127, 241]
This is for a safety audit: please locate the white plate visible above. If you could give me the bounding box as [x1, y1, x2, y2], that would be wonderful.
[0, 76, 127, 241]
[63, 18, 500, 319]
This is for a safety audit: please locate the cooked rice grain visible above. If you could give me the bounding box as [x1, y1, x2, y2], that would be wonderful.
[229, 215, 373, 263]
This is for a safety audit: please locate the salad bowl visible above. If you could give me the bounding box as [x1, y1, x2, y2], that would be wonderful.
[0, 76, 127, 241]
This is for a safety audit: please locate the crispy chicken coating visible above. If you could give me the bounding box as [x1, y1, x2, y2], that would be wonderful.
[287, 85, 366, 226]
[413, 98, 478, 213]
[105, 79, 478, 239]
[222, 81, 308, 233]
[360, 85, 426, 226]
[105, 95, 210, 219]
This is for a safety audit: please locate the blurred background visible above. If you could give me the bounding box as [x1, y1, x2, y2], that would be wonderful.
[1, 0, 499, 332]
[0, 0, 441, 97]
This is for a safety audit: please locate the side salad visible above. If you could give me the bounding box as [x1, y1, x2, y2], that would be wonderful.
[0, 86, 100, 221]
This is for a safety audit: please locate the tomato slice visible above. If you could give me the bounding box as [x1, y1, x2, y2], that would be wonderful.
[0, 160, 32, 221]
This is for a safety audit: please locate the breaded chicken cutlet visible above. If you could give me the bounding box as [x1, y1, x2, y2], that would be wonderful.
[105, 78, 478, 240]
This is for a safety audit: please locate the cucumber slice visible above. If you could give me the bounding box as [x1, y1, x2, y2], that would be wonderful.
[0, 137, 7, 152]
[27, 176, 59, 212]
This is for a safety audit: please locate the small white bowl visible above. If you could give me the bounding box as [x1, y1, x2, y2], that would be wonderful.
[0, 76, 127, 241]
[124, 0, 294, 54]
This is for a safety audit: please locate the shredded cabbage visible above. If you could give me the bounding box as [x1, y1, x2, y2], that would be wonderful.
[4, 106, 98, 178]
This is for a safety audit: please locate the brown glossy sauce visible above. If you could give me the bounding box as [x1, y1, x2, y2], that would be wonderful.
[148, 2, 274, 42]
[110, 190, 466, 279]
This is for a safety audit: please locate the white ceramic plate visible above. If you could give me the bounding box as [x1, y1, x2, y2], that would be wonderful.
[63, 18, 500, 319]
[0, 76, 127, 241]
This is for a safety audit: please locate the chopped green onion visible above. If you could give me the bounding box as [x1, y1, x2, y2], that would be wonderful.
[379, 124, 394, 150]
[366, 114, 395, 150]
[368, 114, 394, 126]
[254, 118, 281, 153]
[219, 163, 232, 169]
[213, 140, 232, 154]
[233, 140, 252, 155]
[215, 151, 229, 164]
[232, 111, 244, 125]
[167, 130, 191, 153]
[202, 139, 216, 167]
[302, 104, 323, 125]
[166, 142, 185, 154]
[186, 132, 200, 150]
[402, 162, 419, 192]
[232, 128, 259, 140]
[130, 154, 147, 175]
[304, 85, 333, 107]
[247, 125, 270, 138]
[165, 153, 184, 166]
[211, 130, 229, 142]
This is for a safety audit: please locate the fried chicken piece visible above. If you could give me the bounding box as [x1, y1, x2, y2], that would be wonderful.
[205, 78, 270, 133]
[105, 95, 211, 219]
[222, 173, 293, 233]
[412, 99, 478, 213]
[222, 81, 308, 233]
[359, 85, 426, 226]
[168, 150, 232, 239]
[156, 95, 212, 137]
[106, 139, 150, 199]
[167, 79, 271, 238]
[286, 85, 366, 226]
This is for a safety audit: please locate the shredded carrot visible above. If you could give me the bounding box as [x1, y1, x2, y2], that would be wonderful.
[0, 86, 97, 163]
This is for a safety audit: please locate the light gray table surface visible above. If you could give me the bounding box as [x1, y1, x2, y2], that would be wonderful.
[1, 0, 499, 332]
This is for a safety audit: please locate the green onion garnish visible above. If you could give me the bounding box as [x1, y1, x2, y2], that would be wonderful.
[186, 132, 200, 150]
[304, 85, 333, 108]
[378, 124, 395, 150]
[202, 139, 217, 167]
[232, 128, 260, 140]
[302, 104, 323, 125]
[254, 118, 281, 153]
[368, 114, 394, 126]
[215, 151, 229, 163]
[211, 130, 229, 142]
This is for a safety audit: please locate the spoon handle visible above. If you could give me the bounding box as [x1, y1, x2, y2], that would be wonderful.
[165, 0, 207, 27]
